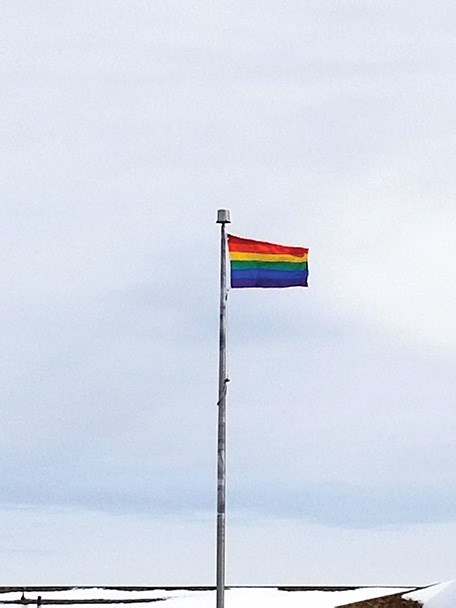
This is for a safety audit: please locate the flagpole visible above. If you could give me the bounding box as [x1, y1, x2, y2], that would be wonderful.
[216, 209, 230, 608]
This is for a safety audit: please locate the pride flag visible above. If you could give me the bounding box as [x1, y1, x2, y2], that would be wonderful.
[227, 234, 309, 288]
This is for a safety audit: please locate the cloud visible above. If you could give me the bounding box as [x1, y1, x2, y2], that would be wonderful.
[1, 0, 455, 583]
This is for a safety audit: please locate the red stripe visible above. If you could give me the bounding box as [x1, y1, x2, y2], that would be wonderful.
[228, 234, 308, 257]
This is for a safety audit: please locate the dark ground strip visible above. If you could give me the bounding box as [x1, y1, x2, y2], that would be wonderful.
[339, 593, 422, 608]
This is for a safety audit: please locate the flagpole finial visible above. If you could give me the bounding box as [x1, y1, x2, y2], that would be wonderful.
[216, 209, 231, 224]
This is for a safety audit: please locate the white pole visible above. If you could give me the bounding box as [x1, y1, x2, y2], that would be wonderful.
[216, 209, 230, 608]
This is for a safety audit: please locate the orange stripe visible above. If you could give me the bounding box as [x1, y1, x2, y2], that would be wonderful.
[229, 251, 307, 262]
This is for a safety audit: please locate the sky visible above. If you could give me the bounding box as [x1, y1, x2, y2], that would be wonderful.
[1, 0, 456, 587]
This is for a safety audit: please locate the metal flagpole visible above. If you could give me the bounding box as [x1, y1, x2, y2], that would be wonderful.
[216, 209, 230, 608]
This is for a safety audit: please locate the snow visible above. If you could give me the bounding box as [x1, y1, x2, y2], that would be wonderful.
[405, 580, 456, 607]
[156, 587, 410, 608]
[0, 590, 171, 601]
[0, 586, 411, 608]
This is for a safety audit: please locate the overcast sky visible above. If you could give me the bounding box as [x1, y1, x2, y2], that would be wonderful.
[1, 0, 456, 587]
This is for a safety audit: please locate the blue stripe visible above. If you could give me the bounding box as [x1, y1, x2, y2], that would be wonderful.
[231, 267, 308, 288]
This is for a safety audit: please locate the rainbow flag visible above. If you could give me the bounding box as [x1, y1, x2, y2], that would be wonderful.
[228, 234, 309, 288]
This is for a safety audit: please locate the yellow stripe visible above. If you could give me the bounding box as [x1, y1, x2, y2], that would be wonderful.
[229, 251, 307, 262]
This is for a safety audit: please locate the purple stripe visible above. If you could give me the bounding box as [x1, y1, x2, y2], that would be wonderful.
[231, 267, 308, 288]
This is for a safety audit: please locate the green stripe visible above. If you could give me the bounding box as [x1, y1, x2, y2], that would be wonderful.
[231, 261, 308, 271]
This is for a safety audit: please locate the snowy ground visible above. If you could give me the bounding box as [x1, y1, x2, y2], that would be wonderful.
[0, 586, 413, 608]
[406, 580, 456, 608]
[5, 580, 456, 607]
